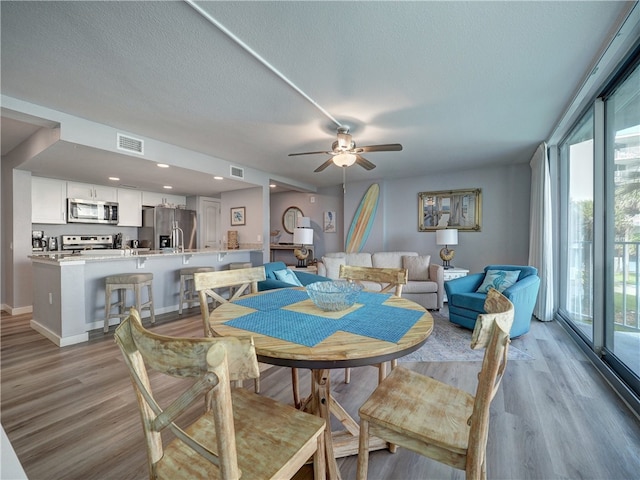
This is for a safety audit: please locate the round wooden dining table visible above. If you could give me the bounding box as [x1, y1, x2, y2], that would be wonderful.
[208, 287, 433, 480]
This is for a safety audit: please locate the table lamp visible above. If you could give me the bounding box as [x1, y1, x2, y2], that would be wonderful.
[293, 217, 313, 267]
[436, 228, 458, 269]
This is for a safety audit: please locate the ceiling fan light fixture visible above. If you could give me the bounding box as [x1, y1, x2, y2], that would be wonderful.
[333, 152, 356, 167]
[337, 132, 352, 150]
[289, 124, 402, 172]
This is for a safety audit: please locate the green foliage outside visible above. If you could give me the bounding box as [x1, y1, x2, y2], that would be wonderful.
[614, 290, 637, 310]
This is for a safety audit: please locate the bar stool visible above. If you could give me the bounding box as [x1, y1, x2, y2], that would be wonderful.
[179, 266, 215, 314]
[104, 273, 154, 333]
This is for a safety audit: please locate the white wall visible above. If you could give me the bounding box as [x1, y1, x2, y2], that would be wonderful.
[1, 125, 59, 313]
[221, 186, 264, 249]
[269, 163, 531, 275]
[344, 163, 531, 274]
[269, 185, 343, 263]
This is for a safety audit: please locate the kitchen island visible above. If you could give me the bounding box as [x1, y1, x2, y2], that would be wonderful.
[30, 248, 263, 346]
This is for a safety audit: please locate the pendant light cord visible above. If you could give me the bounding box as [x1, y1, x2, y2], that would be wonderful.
[184, 0, 342, 128]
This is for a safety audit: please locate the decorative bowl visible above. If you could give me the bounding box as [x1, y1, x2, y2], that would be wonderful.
[306, 281, 363, 312]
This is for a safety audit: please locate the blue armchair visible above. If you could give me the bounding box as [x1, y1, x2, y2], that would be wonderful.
[444, 264, 540, 338]
[258, 261, 330, 291]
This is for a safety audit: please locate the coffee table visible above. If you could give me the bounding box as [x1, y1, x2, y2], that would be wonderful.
[208, 287, 433, 480]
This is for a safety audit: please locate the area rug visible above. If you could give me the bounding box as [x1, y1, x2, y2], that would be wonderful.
[398, 313, 534, 363]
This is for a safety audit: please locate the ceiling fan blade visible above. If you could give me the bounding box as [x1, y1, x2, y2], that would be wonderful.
[356, 155, 376, 170]
[288, 150, 332, 157]
[314, 158, 334, 172]
[359, 143, 403, 153]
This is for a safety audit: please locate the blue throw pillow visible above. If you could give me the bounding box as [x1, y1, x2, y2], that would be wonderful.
[274, 269, 303, 286]
[476, 269, 520, 293]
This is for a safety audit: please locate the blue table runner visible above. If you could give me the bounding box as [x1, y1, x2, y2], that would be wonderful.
[357, 291, 391, 305]
[233, 289, 310, 311]
[225, 310, 342, 347]
[225, 291, 422, 347]
[340, 304, 423, 343]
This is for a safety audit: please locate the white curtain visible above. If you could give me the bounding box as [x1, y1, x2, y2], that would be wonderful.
[528, 143, 554, 321]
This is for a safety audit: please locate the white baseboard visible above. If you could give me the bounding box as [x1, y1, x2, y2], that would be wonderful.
[30, 320, 88, 347]
[29, 305, 178, 346]
[1, 304, 33, 315]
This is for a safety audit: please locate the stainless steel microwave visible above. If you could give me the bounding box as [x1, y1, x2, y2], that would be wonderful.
[67, 198, 119, 224]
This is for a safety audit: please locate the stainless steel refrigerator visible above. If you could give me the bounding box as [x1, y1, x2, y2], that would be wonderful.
[139, 207, 197, 250]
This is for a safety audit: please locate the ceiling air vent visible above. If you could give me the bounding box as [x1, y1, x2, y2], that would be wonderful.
[230, 166, 244, 179]
[117, 133, 144, 155]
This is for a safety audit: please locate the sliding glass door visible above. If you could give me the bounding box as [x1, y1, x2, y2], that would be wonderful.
[559, 54, 639, 397]
[606, 61, 640, 382]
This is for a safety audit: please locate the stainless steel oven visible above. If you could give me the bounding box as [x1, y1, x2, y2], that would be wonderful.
[67, 198, 119, 224]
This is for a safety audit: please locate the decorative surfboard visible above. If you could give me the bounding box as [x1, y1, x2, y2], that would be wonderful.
[345, 183, 380, 253]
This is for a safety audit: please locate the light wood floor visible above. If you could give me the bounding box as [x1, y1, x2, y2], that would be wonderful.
[2, 308, 639, 480]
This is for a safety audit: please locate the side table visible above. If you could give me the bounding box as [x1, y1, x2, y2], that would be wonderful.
[288, 265, 318, 273]
[443, 267, 469, 302]
[270, 244, 314, 263]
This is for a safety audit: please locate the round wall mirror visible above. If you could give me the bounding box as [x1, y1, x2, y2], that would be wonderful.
[282, 206, 303, 234]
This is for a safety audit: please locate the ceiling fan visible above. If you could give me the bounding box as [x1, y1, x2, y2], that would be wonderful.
[288, 126, 403, 172]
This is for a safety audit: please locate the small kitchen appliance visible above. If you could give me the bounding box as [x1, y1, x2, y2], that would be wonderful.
[67, 198, 119, 224]
[32, 230, 44, 251]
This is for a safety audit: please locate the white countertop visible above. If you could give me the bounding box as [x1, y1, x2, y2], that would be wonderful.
[30, 248, 263, 263]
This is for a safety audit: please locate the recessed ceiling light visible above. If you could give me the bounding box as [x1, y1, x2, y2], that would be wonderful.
[163, 185, 173, 189]
[157, 163, 169, 168]
[214, 176, 223, 180]
[269, 184, 276, 188]
[109, 177, 120, 181]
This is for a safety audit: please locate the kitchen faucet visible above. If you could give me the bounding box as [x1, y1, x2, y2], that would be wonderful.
[171, 221, 184, 253]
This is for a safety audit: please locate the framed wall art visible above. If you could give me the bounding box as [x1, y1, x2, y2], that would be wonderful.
[230, 206, 246, 226]
[418, 188, 481, 232]
[323, 211, 336, 233]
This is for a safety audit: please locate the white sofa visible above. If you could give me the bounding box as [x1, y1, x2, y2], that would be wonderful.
[317, 251, 444, 310]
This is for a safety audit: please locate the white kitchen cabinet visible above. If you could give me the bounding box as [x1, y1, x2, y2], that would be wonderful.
[117, 189, 142, 226]
[141, 191, 186, 207]
[66, 181, 93, 199]
[67, 181, 117, 202]
[32, 177, 67, 224]
[93, 185, 117, 202]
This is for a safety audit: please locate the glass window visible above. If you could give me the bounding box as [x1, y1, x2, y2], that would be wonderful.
[607, 61, 640, 379]
[560, 109, 595, 341]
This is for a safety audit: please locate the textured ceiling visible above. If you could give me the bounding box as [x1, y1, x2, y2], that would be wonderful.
[1, 1, 635, 195]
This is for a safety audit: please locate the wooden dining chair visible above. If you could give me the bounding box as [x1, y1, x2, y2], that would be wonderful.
[339, 264, 409, 384]
[339, 264, 408, 297]
[356, 288, 514, 480]
[115, 308, 326, 480]
[193, 267, 266, 393]
[193, 266, 266, 337]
